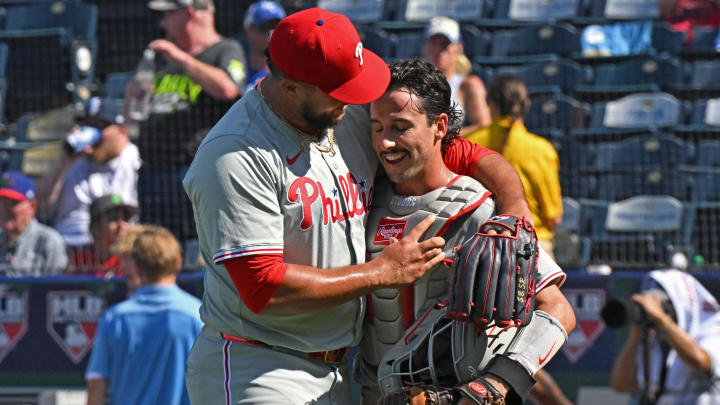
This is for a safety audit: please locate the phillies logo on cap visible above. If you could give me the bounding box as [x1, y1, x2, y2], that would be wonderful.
[374, 218, 408, 246]
[354, 42, 363, 66]
[0, 289, 29, 364]
[47, 291, 104, 364]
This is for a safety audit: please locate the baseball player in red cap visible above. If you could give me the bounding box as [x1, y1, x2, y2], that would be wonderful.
[183, 8, 532, 404]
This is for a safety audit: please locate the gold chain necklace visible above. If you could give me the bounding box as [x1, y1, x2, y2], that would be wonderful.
[257, 85, 336, 156]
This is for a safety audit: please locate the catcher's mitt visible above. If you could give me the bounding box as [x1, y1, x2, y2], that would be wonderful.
[447, 215, 539, 327]
[376, 383, 455, 405]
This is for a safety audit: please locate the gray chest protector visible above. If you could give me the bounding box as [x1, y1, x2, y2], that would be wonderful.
[362, 175, 495, 367]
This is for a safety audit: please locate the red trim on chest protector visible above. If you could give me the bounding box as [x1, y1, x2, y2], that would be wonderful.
[435, 190, 494, 238]
[223, 255, 288, 314]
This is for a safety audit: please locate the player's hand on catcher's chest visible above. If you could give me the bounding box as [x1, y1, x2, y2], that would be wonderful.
[374, 214, 445, 289]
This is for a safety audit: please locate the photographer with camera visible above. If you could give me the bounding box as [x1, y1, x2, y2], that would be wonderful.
[606, 269, 720, 405]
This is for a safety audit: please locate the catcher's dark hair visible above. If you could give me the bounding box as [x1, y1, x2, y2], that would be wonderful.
[487, 75, 529, 120]
[387, 59, 463, 144]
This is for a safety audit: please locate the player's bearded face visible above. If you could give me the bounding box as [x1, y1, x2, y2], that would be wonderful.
[299, 87, 348, 132]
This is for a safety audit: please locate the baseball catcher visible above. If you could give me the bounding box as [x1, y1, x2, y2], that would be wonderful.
[359, 59, 574, 405]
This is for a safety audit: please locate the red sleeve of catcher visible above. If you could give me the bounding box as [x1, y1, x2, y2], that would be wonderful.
[223, 255, 288, 314]
[442, 137, 499, 177]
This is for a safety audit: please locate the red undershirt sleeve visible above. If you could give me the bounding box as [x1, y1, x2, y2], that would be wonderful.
[442, 137, 499, 176]
[223, 255, 288, 314]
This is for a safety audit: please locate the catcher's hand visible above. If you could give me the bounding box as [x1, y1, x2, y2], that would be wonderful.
[377, 383, 455, 405]
[447, 215, 539, 327]
[456, 377, 506, 405]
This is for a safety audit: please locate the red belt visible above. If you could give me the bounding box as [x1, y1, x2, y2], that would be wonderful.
[221, 333, 348, 365]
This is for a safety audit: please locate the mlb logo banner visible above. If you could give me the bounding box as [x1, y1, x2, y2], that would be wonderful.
[0, 287, 29, 364]
[561, 288, 606, 364]
[374, 218, 408, 246]
[47, 291, 104, 364]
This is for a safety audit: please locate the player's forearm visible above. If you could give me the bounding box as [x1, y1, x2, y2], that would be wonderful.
[86, 378, 108, 405]
[473, 154, 532, 221]
[262, 261, 384, 315]
[179, 56, 239, 100]
[655, 314, 712, 373]
[534, 285, 576, 335]
[610, 327, 642, 392]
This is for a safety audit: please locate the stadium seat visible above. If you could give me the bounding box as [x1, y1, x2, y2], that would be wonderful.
[524, 94, 588, 131]
[681, 27, 719, 58]
[0, 28, 94, 122]
[362, 27, 395, 59]
[588, 0, 660, 20]
[575, 57, 683, 101]
[317, 0, 385, 23]
[394, 31, 424, 59]
[584, 195, 694, 270]
[475, 23, 581, 65]
[593, 133, 695, 170]
[492, 0, 581, 22]
[460, 24, 491, 59]
[672, 61, 720, 99]
[674, 98, 720, 139]
[696, 140, 720, 167]
[4, 1, 98, 40]
[553, 196, 590, 268]
[395, 0, 486, 21]
[494, 59, 587, 94]
[684, 167, 720, 202]
[583, 92, 682, 133]
[596, 167, 695, 201]
[651, 23, 685, 54]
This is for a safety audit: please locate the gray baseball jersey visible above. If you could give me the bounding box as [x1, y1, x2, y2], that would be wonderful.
[358, 175, 565, 403]
[183, 89, 377, 352]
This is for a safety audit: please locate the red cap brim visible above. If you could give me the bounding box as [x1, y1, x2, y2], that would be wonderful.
[326, 49, 390, 105]
[0, 189, 27, 202]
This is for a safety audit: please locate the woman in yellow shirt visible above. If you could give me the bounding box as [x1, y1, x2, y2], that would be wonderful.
[464, 75, 563, 257]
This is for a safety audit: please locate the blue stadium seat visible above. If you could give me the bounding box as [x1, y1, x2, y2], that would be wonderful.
[395, 0, 486, 21]
[584, 92, 682, 132]
[5, 1, 98, 40]
[317, 0, 385, 23]
[575, 57, 683, 100]
[494, 59, 587, 94]
[588, 0, 660, 20]
[682, 27, 719, 57]
[394, 31, 424, 59]
[593, 133, 695, 170]
[492, 0, 581, 22]
[0, 28, 94, 122]
[596, 167, 695, 201]
[524, 94, 588, 131]
[362, 27, 395, 59]
[553, 196, 590, 268]
[651, 23, 685, 54]
[475, 23, 580, 65]
[584, 195, 695, 269]
[685, 167, 720, 202]
[560, 170, 597, 199]
[674, 99, 720, 138]
[671, 61, 720, 98]
[460, 24, 491, 59]
[696, 140, 720, 167]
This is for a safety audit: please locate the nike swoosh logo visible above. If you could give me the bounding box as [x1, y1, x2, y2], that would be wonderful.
[286, 150, 302, 165]
[538, 341, 557, 366]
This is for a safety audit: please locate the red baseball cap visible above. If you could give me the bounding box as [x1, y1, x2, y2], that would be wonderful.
[268, 8, 390, 105]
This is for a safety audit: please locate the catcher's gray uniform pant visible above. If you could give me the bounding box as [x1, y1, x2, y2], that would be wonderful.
[186, 326, 352, 405]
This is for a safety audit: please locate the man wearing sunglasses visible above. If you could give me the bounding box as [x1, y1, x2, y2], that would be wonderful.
[36, 97, 141, 271]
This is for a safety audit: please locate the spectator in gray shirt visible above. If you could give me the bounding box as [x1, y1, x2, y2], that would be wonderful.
[0, 172, 67, 276]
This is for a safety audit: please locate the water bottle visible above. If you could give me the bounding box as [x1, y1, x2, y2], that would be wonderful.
[127, 48, 156, 121]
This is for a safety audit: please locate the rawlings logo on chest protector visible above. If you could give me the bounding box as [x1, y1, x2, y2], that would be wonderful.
[374, 218, 408, 246]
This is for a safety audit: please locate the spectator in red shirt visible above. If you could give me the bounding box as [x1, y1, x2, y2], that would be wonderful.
[660, 0, 720, 45]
